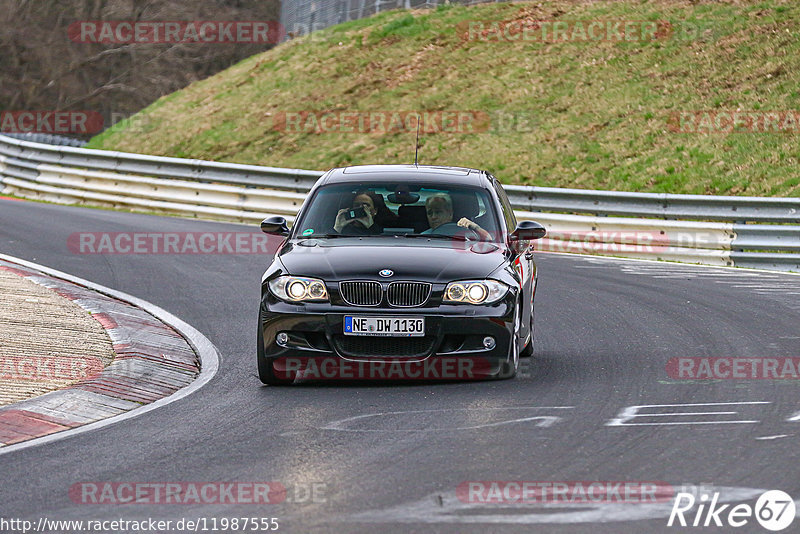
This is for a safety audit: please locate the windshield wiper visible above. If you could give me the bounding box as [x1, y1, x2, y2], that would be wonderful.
[403, 233, 470, 241]
[301, 233, 409, 239]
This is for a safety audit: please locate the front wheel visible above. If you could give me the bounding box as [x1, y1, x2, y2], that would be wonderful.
[520, 307, 534, 358]
[497, 305, 522, 379]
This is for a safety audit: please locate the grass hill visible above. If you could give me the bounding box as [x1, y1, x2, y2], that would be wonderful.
[87, 0, 800, 196]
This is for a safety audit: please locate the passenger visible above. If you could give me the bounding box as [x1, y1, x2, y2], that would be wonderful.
[422, 193, 491, 240]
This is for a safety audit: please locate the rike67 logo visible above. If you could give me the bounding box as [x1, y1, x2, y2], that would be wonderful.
[668, 490, 796, 531]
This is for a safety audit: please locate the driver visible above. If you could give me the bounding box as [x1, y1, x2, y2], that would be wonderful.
[422, 193, 491, 240]
[333, 191, 382, 235]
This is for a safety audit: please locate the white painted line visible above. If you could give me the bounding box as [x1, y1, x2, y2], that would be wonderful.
[0, 252, 220, 456]
[322, 407, 573, 432]
[607, 421, 760, 426]
[626, 412, 740, 417]
[544, 251, 800, 278]
[606, 401, 770, 427]
[755, 435, 790, 440]
[646, 275, 699, 279]
[727, 287, 800, 292]
[618, 401, 770, 407]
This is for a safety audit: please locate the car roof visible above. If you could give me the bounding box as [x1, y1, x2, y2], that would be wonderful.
[320, 165, 489, 187]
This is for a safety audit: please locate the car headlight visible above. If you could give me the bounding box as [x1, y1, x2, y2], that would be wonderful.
[269, 276, 329, 302]
[443, 280, 509, 305]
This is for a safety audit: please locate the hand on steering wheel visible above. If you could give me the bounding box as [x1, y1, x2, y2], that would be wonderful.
[457, 218, 487, 241]
[432, 221, 479, 240]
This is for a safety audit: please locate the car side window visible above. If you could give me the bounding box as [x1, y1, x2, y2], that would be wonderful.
[476, 195, 487, 218]
[490, 176, 516, 233]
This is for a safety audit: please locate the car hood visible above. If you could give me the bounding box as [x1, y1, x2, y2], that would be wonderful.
[277, 239, 506, 283]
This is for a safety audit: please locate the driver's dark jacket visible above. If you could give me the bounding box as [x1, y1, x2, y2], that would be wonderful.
[339, 221, 384, 235]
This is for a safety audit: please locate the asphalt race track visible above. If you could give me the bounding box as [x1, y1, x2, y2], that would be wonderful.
[1, 197, 799, 533]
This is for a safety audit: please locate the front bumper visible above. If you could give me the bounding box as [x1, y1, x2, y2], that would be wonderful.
[259, 297, 516, 379]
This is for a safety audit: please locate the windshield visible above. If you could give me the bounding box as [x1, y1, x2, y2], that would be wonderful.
[293, 182, 502, 242]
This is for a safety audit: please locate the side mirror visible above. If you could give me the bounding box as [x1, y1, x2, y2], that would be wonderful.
[510, 220, 547, 241]
[261, 216, 290, 236]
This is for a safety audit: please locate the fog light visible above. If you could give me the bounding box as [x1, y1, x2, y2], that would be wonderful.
[276, 332, 289, 346]
[482, 336, 495, 350]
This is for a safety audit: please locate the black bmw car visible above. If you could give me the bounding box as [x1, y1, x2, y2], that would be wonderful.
[258, 164, 545, 384]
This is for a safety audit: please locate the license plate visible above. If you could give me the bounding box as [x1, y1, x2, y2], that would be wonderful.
[343, 316, 425, 337]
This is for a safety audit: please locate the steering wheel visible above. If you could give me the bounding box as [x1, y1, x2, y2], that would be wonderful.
[430, 222, 480, 240]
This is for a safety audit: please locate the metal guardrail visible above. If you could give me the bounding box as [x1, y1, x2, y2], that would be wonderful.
[0, 135, 321, 192]
[1, 133, 798, 272]
[281, 0, 506, 44]
[0, 132, 88, 148]
[504, 185, 800, 223]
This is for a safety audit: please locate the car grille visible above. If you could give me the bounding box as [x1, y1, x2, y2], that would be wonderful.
[340, 281, 431, 307]
[340, 281, 382, 306]
[387, 282, 431, 307]
[333, 335, 437, 359]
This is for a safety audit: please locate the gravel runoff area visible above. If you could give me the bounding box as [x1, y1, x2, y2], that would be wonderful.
[0, 257, 202, 447]
[0, 268, 116, 406]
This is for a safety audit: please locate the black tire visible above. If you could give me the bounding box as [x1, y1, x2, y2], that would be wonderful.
[497, 304, 521, 379]
[520, 307, 534, 358]
[498, 337, 519, 379]
[257, 311, 294, 385]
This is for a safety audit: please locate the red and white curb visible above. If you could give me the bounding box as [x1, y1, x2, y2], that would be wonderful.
[0, 253, 219, 454]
